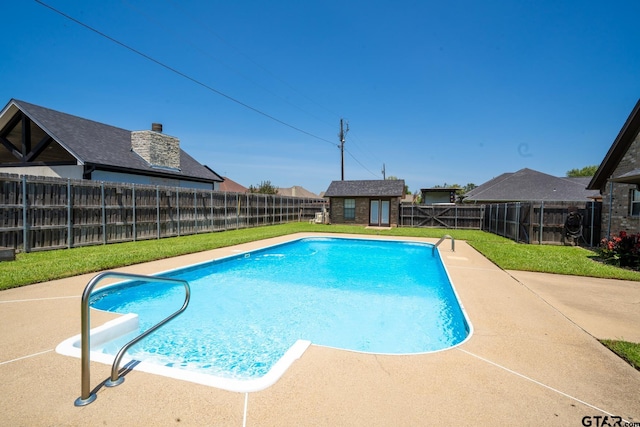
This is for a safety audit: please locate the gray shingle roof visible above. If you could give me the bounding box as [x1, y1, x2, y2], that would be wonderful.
[324, 180, 405, 197]
[464, 168, 599, 202]
[6, 99, 222, 183]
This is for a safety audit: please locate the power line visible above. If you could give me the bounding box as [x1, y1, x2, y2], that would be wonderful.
[344, 148, 380, 178]
[35, 0, 337, 148]
[36, 0, 386, 180]
[165, 0, 341, 126]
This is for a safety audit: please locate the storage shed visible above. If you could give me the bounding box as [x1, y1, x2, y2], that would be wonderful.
[324, 180, 405, 226]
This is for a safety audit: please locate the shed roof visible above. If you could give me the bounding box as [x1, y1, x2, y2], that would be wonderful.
[324, 180, 405, 197]
[0, 99, 222, 184]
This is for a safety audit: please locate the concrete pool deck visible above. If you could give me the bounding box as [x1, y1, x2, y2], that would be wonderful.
[1, 232, 639, 426]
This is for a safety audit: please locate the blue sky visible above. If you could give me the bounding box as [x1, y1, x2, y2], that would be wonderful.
[2, 1, 640, 195]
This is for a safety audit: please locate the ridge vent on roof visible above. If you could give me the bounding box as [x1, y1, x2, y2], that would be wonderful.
[131, 124, 180, 170]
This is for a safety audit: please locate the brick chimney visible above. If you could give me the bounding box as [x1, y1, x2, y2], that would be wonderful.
[131, 123, 180, 169]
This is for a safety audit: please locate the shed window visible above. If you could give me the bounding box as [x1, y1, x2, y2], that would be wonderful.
[630, 189, 640, 216]
[344, 198, 355, 220]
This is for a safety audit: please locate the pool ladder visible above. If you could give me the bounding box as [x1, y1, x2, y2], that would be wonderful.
[74, 271, 191, 406]
[432, 234, 455, 256]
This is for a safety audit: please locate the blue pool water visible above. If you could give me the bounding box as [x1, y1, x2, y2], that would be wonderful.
[89, 237, 470, 381]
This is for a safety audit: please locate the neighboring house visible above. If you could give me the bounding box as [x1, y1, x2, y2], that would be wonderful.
[420, 188, 457, 205]
[219, 176, 248, 193]
[463, 168, 600, 204]
[0, 99, 223, 189]
[277, 186, 320, 198]
[587, 99, 640, 237]
[324, 180, 405, 227]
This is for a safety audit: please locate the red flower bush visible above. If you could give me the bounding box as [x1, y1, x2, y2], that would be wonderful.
[598, 231, 640, 269]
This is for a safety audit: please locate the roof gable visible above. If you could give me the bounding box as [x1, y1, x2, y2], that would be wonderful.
[1, 99, 222, 183]
[588, 99, 640, 190]
[324, 180, 405, 197]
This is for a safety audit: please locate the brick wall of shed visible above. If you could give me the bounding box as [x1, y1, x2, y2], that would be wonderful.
[601, 132, 640, 237]
[329, 197, 399, 226]
[329, 197, 368, 224]
[390, 199, 399, 225]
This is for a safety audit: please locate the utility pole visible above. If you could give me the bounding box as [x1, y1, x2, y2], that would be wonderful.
[381, 163, 386, 180]
[339, 118, 348, 180]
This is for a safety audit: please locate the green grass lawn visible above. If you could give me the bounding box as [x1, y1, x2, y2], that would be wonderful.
[2, 222, 639, 371]
[3, 222, 640, 290]
[600, 340, 640, 371]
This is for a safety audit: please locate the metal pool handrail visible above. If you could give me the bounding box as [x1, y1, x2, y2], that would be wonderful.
[432, 234, 455, 256]
[74, 271, 190, 407]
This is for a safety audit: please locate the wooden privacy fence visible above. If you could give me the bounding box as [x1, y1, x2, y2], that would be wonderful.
[400, 204, 485, 229]
[483, 201, 602, 246]
[0, 174, 327, 253]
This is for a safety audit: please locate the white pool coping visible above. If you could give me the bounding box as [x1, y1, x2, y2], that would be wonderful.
[55, 235, 473, 393]
[55, 313, 312, 393]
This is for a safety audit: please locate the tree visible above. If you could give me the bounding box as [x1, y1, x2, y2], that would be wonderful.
[566, 165, 598, 177]
[248, 180, 278, 194]
[463, 183, 477, 193]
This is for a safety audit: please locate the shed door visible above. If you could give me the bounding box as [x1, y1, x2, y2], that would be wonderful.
[369, 199, 390, 226]
[380, 200, 390, 225]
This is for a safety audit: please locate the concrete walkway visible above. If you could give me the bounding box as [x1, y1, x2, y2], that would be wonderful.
[1, 233, 639, 426]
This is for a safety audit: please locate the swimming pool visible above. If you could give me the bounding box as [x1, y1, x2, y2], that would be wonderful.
[57, 236, 472, 392]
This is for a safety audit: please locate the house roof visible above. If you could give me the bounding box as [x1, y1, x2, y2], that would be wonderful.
[0, 99, 223, 184]
[463, 168, 599, 203]
[277, 186, 321, 198]
[324, 180, 405, 197]
[219, 176, 248, 193]
[588, 99, 640, 191]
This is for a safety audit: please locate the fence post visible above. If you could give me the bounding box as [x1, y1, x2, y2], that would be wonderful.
[503, 203, 507, 237]
[539, 201, 544, 244]
[455, 205, 458, 229]
[493, 204, 496, 233]
[22, 175, 29, 253]
[224, 192, 228, 230]
[411, 203, 414, 227]
[132, 184, 137, 241]
[156, 186, 160, 240]
[101, 182, 106, 245]
[193, 190, 198, 234]
[210, 191, 214, 231]
[515, 202, 520, 243]
[589, 201, 595, 246]
[67, 178, 72, 249]
[176, 189, 180, 236]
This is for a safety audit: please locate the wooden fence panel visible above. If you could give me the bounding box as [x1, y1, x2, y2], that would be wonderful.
[400, 204, 484, 229]
[0, 174, 327, 253]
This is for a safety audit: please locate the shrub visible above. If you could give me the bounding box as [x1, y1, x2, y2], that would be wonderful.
[598, 231, 640, 269]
